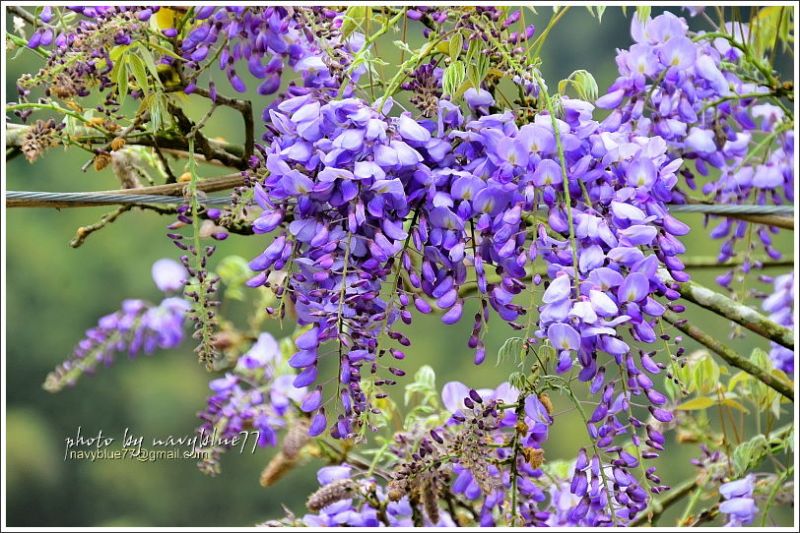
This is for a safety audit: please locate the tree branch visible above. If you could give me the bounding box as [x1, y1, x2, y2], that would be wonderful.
[7, 6, 37, 25]
[662, 310, 794, 401]
[191, 86, 254, 163]
[680, 256, 793, 269]
[168, 102, 247, 169]
[672, 277, 793, 350]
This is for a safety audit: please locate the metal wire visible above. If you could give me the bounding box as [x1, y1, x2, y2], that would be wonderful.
[5, 191, 231, 206]
[3, 190, 796, 215]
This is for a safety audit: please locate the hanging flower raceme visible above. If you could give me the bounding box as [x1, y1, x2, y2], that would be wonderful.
[194, 332, 307, 475]
[761, 272, 794, 374]
[597, 12, 794, 285]
[43, 259, 189, 392]
[384, 381, 552, 526]
[719, 475, 758, 526]
[247, 93, 447, 439]
[179, 6, 364, 96]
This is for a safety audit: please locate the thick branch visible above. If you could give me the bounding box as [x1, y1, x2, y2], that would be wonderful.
[673, 277, 793, 350]
[168, 102, 247, 169]
[729, 213, 794, 230]
[681, 256, 793, 269]
[6, 123, 245, 169]
[191, 86, 254, 163]
[663, 310, 794, 401]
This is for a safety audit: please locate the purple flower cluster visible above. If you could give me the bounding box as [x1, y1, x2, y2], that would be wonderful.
[195, 331, 307, 471]
[22, 7, 157, 101]
[43, 259, 189, 392]
[719, 475, 758, 526]
[301, 464, 456, 527]
[245, 76, 683, 487]
[440, 383, 552, 526]
[761, 273, 794, 374]
[598, 12, 794, 281]
[178, 7, 362, 96]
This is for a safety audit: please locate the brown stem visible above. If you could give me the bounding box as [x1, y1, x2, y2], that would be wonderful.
[168, 103, 246, 169]
[191, 86, 254, 163]
[69, 205, 132, 248]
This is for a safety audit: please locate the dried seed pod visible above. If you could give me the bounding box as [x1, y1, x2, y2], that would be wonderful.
[259, 451, 297, 487]
[306, 479, 358, 511]
[421, 474, 440, 524]
[282, 418, 311, 459]
[539, 392, 553, 416]
[94, 153, 112, 171]
[20, 119, 59, 163]
[521, 446, 545, 469]
[110, 137, 126, 151]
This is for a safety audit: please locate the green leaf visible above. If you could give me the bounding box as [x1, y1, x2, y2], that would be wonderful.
[508, 371, 528, 392]
[215, 256, 254, 301]
[497, 336, 524, 367]
[127, 55, 150, 97]
[663, 374, 680, 402]
[442, 61, 466, 98]
[137, 46, 164, 89]
[147, 42, 186, 61]
[448, 32, 463, 62]
[585, 6, 607, 23]
[750, 348, 779, 408]
[560, 70, 599, 101]
[675, 396, 716, 411]
[635, 6, 651, 23]
[116, 60, 129, 103]
[751, 7, 792, 58]
[693, 352, 720, 395]
[727, 370, 752, 393]
[732, 434, 769, 476]
[341, 6, 370, 39]
[109, 44, 132, 62]
[720, 398, 750, 414]
[393, 40, 413, 55]
[404, 365, 437, 406]
[573, 70, 598, 101]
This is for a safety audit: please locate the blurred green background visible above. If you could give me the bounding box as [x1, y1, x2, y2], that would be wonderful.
[4, 6, 794, 527]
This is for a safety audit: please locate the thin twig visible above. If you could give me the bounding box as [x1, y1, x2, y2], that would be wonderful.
[69, 205, 132, 248]
[662, 311, 794, 401]
[7, 6, 37, 25]
[668, 276, 794, 350]
[191, 86, 254, 163]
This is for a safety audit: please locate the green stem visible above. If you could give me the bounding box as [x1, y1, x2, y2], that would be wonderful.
[531, 70, 581, 293]
[759, 467, 792, 526]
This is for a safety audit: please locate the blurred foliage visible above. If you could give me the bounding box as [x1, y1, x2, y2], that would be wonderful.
[4, 6, 794, 526]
